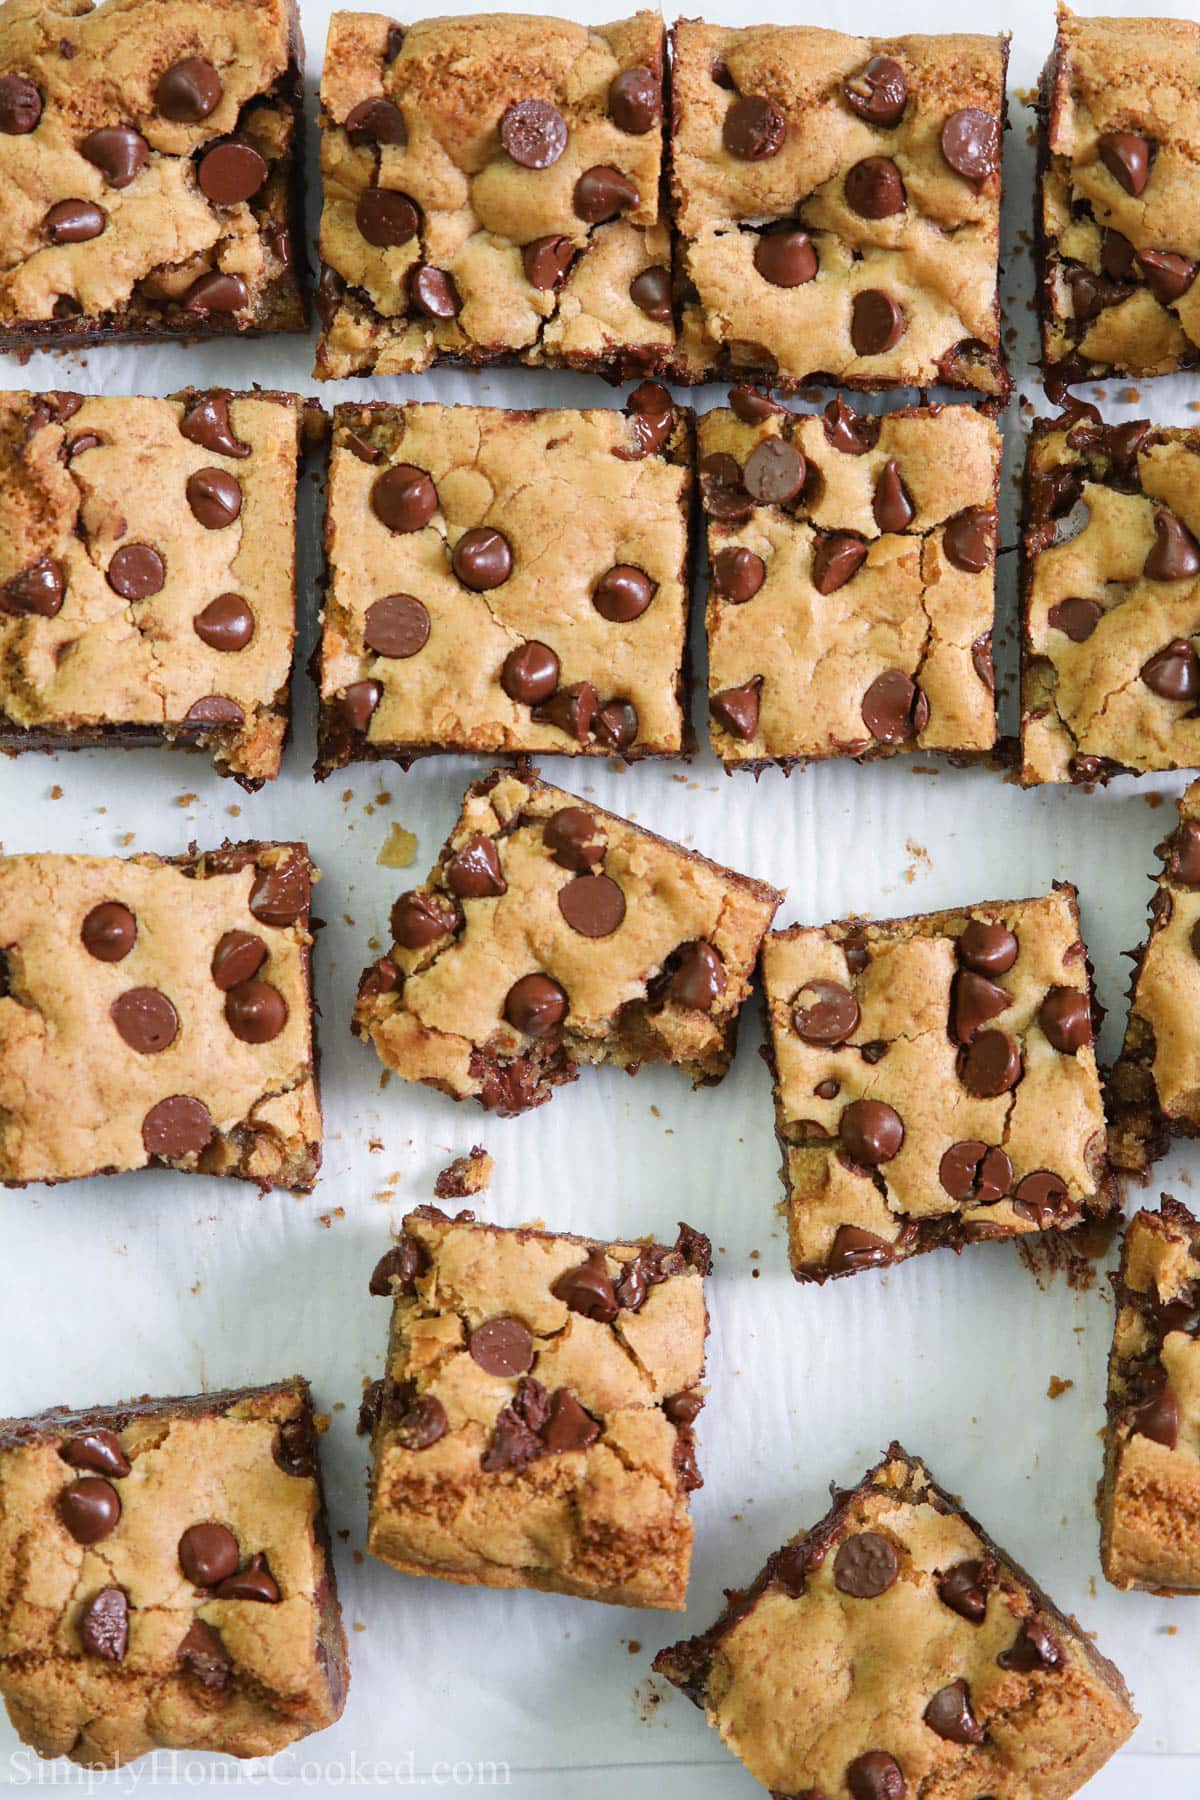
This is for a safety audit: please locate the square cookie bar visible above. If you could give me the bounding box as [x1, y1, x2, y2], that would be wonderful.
[0, 0, 305, 351]
[0, 1379, 348, 1766]
[0, 842, 321, 1190]
[669, 23, 1008, 394]
[1, 388, 304, 786]
[1021, 408, 1200, 786]
[354, 767, 781, 1115]
[654, 1444, 1137, 1799]
[1110, 781, 1200, 1174]
[1038, 9, 1200, 384]
[762, 885, 1115, 1281]
[701, 393, 1000, 768]
[361, 1207, 710, 1608]
[315, 10, 671, 380]
[316, 390, 693, 774]
[1101, 1200, 1200, 1592]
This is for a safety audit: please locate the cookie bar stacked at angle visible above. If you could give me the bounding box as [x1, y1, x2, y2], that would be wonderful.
[361, 1208, 709, 1607]
[316, 388, 692, 774]
[761, 886, 1115, 1281]
[354, 767, 780, 1115]
[315, 9, 671, 379]
[1, 389, 304, 786]
[701, 392, 1000, 769]
[668, 23, 1008, 394]
[0, 842, 320, 1190]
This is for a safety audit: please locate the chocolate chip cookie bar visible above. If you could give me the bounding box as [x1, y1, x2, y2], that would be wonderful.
[654, 1444, 1137, 1798]
[762, 885, 1115, 1281]
[1038, 9, 1200, 384]
[354, 767, 781, 1115]
[315, 9, 670, 380]
[361, 1207, 709, 1608]
[316, 390, 693, 774]
[702, 393, 1000, 768]
[1101, 1200, 1200, 1593]
[0, 1379, 348, 1766]
[0, 0, 305, 351]
[0, 842, 320, 1191]
[669, 24, 1009, 394]
[1110, 781, 1200, 1175]
[1, 389, 304, 787]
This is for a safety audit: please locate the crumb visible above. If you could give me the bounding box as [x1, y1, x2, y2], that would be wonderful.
[227, 804, 241, 817]
[353, 1622, 366, 1634]
[337, 1528, 350, 1541]
[190, 1280, 202, 1295]
[342, 788, 353, 803]
[367, 935, 380, 951]
[650, 1104, 660, 1118]
[1047, 1376, 1074, 1399]
[749, 1249, 760, 1260]
[314, 1413, 331, 1434]
[1118, 386, 1140, 404]
[910, 765, 941, 778]
[353, 1549, 364, 1565]
[1018, 1216, 1117, 1292]
[120, 832, 134, 847]
[1163, 1624, 1178, 1636]
[176, 792, 198, 808]
[751, 1267, 760, 1278]
[49, 784, 62, 799]
[378, 821, 418, 868]
[635, 1680, 662, 1724]
[627, 1640, 642, 1654]
[434, 1145, 493, 1199]
[368, 1137, 384, 1153]
[316, 1208, 345, 1229]
[1144, 792, 1166, 809]
[1088, 1576, 1096, 1597]
[332, 1401, 345, 1412]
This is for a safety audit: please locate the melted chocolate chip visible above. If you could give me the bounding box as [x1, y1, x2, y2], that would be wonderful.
[81, 125, 148, 187]
[861, 669, 928, 742]
[544, 807, 605, 871]
[364, 593, 430, 658]
[502, 640, 559, 704]
[178, 1618, 231, 1690]
[843, 56, 908, 126]
[504, 973, 568, 1036]
[500, 99, 567, 169]
[841, 1098, 904, 1165]
[558, 873, 626, 938]
[142, 1096, 213, 1159]
[723, 94, 786, 160]
[198, 141, 268, 204]
[666, 940, 725, 1011]
[924, 1679, 984, 1745]
[1145, 511, 1200, 581]
[873, 460, 914, 532]
[573, 165, 638, 222]
[754, 228, 817, 286]
[1099, 131, 1151, 197]
[939, 1140, 1012, 1204]
[1048, 597, 1102, 642]
[179, 1521, 239, 1585]
[110, 987, 178, 1054]
[958, 920, 1017, 974]
[523, 235, 575, 290]
[711, 676, 762, 740]
[180, 393, 250, 458]
[609, 66, 661, 134]
[833, 1532, 899, 1598]
[937, 1557, 996, 1622]
[186, 467, 242, 529]
[941, 108, 1000, 181]
[80, 1587, 129, 1661]
[345, 97, 407, 145]
[469, 1315, 535, 1377]
[714, 545, 766, 602]
[551, 1248, 618, 1322]
[372, 464, 438, 533]
[1038, 986, 1091, 1052]
[1142, 638, 1200, 701]
[446, 836, 506, 899]
[61, 1429, 130, 1478]
[812, 533, 868, 594]
[107, 544, 165, 600]
[851, 290, 905, 356]
[743, 438, 806, 505]
[846, 156, 906, 219]
[156, 56, 222, 123]
[997, 1619, 1062, 1673]
[194, 593, 254, 651]
[81, 901, 136, 962]
[210, 930, 267, 991]
[959, 1029, 1022, 1097]
[224, 978, 287, 1044]
[453, 527, 512, 590]
[792, 979, 859, 1046]
[60, 1477, 121, 1543]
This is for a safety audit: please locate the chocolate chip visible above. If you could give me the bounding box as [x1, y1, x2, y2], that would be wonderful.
[1169, 820, 1200, 884]
[372, 463, 438, 534]
[846, 156, 906, 219]
[558, 873, 626, 938]
[843, 56, 908, 126]
[156, 57, 222, 123]
[453, 527, 512, 590]
[370, 1233, 428, 1296]
[1145, 512, 1200, 580]
[851, 290, 905, 355]
[997, 1619, 1062, 1673]
[1099, 131, 1151, 197]
[266, 222, 292, 268]
[873, 460, 914, 532]
[198, 141, 268, 204]
[82, 901, 136, 962]
[1048, 597, 1102, 642]
[392, 1394, 448, 1450]
[210, 930, 267, 990]
[941, 108, 1000, 181]
[609, 66, 660, 133]
[924, 1680, 984, 1745]
[793, 979, 859, 1046]
[593, 565, 654, 622]
[178, 1619, 231, 1690]
[248, 854, 309, 927]
[214, 1552, 280, 1602]
[743, 438, 806, 506]
[409, 263, 462, 318]
[824, 396, 879, 455]
[714, 546, 766, 602]
[754, 228, 816, 286]
[729, 385, 788, 423]
[630, 266, 672, 323]
[44, 199, 105, 243]
[469, 1316, 535, 1377]
[482, 1381, 547, 1471]
[80, 1587, 128, 1661]
[193, 592, 254, 652]
[2, 557, 64, 617]
[504, 973, 568, 1036]
[1142, 638, 1200, 701]
[0, 73, 41, 134]
[384, 24, 404, 61]
[142, 1095, 213, 1159]
[61, 1430, 130, 1478]
[593, 697, 637, 750]
[182, 695, 244, 730]
[502, 640, 559, 704]
[1138, 249, 1197, 304]
[60, 1477, 121, 1543]
[958, 920, 1017, 975]
[186, 468, 242, 531]
[952, 969, 1010, 1044]
[959, 1029, 1022, 1097]
[355, 186, 421, 248]
[846, 1751, 906, 1800]
[110, 987, 177, 1054]
[573, 165, 638, 222]
[184, 271, 248, 313]
[1011, 1169, 1070, 1225]
[522, 235, 575, 290]
[834, 1532, 899, 1598]
[225, 978, 287, 1044]
[943, 507, 996, 573]
[841, 1098, 903, 1165]
[937, 1557, 996, 1622]
[664, 1389, 704, 1426]
[826, 1223, 892, 1274]
[622, 381, 674, 460]
[180, 394, 250, 459]
[939, 1140, 1012, 1204]
[812, 534, 868, 594]
[1038, 986, 1091, 1053]
[345, 96, 407, 145]
[500, 98, 567, 169]
[723, 94, 785, 160]
[106, 544, 164, 601]
[544, 808, 606, 871]
[551, 1248, 618, 1320]
[81, 126, 147, 187]
[359, 957, 400, 1000]
[179, 1523, 238, 1586]
[365, 593, 430, 658]
[700, 452, 753, 521]
[815, 1078, 840, 1099]
[542, 1388, 601, 1452]
[861, 670, 928, 742]
[446, 836, 507, 899]
[1131, 1370, 1179, 1448]
[1101, 227, 1136, 278]
[711, 675, 762, 740]
[666, 940, 726, 1011]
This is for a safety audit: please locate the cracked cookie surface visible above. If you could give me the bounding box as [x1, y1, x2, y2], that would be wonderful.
[0, 1379, 348, 1767]
[353, 767, 781, 1115]
[701, 396, 999, 768]
[0, 389, 303, 786]
[363, 1207, 709, 1608]
[669, 22, 1008, 394]
[0, 0, 305, 349]
[762, 885, 1114, 1281]
[315, 9, 670, 380]
[654, 1444, 1137, 1798]
[0, 842, 321, 1189]
[316, 393, 692, 774]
